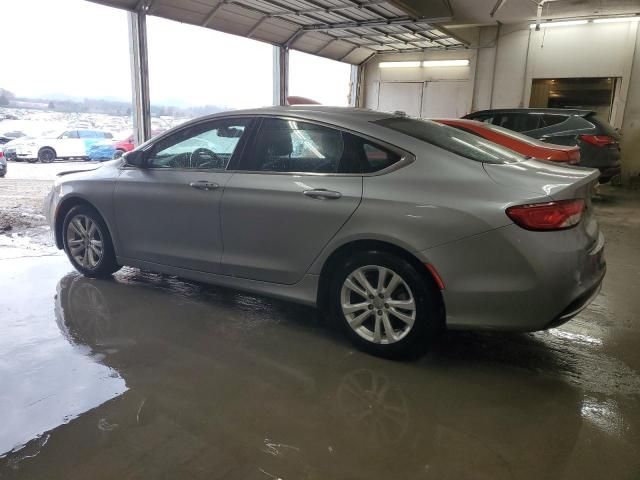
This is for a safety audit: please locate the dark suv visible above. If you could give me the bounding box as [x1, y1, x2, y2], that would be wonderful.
[464, 108, 621, 183]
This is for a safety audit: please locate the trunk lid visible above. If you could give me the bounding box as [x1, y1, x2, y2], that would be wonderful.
[483, 159, 599, 201]
[484, 159, 600, 244]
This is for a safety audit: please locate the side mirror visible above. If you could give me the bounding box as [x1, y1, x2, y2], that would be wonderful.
[123, 150, 146, 168]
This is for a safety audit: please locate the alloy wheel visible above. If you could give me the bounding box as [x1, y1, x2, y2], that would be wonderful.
[340, 265, 416, 344]
[66, 215, 104, 269]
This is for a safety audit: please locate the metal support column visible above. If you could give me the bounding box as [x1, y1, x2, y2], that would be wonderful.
[273, 45, 289, 106]
[128, 9, 151, 146]
[348, 64, 361, 107]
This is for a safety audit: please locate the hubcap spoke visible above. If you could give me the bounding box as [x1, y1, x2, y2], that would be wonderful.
[342, 301, 370, 315]
[383, 273, 401, 296]
[349, 309, 372, 328]
[381, 312, 397, 342]
[344, 278, 368, 299]
[388, 307, 415, 327]
[373, 315, 382, 343]
[354, 271, 376, 297]
[387, 298, 415, 310]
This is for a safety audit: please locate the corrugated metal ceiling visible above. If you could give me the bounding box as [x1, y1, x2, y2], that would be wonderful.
[88, 0, 468, 64]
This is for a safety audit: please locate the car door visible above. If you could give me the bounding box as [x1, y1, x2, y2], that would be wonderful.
[221, 117, 363, 285]
[56, 130, 82, 157]
[114, 117, 253, 273]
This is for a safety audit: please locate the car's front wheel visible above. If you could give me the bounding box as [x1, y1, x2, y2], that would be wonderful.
[38, 147, 56, 163]
[330, 251, 442, 358]
[62, 205, 120, 278]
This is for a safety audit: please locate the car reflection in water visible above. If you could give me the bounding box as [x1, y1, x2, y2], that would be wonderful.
[3, 270, 585, 479]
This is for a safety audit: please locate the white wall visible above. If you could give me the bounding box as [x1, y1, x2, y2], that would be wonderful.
[361, 21, 640, 182]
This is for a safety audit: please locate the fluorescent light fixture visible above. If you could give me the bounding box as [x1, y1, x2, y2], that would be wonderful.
[422, 59, 469, 67]
[593, 16, 640, 24]
[379, 61, 421, 68]
[530, 20, 588, 29]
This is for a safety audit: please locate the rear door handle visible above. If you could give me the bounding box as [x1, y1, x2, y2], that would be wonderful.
[189, 181, 220, 191]
[303, 189, 342, 200]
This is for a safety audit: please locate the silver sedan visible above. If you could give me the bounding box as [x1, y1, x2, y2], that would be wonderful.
[46, 107, 606, 357]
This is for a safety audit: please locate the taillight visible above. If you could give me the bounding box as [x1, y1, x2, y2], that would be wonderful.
[0, 151, 4, 158]
[567, 149, 580, 165]
[580, 134, 615, 147]
[506, 199, 585, 231]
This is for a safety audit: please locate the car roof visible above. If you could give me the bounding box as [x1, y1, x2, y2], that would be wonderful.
[468, 108, 594, 117]
[190, 106, 395, 128]
[433, 118, 485, 127]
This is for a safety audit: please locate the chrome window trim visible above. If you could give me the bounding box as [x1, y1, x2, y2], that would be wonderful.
[231, 114, 415, 177]
[118, 113, 416, 176]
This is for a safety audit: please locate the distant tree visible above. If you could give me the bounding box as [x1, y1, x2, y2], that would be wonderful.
[48, 101, 56, 110]
[0, 95, 9, 107]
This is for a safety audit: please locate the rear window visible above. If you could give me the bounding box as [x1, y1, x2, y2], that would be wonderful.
[374, 117, 524, 164]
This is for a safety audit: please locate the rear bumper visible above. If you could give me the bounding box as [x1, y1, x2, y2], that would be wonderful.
[597, 165, 621, 181]
[544, 271, 604, 329]
[422, 224, 606, 332]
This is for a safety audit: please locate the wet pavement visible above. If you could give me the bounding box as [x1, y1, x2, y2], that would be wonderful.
[1, 186, 639, 479]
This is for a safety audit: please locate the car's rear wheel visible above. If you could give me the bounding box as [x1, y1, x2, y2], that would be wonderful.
[330, 251, 441, 358]
[38, 147, 56, 163]
[62, 205, 120, 278]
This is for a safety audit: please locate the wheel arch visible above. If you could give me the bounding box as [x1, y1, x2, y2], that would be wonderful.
[316, 239, 445, 314]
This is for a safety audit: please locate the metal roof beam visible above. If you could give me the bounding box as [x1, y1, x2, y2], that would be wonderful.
[247, 0, 390, 19]
[300, 16, 451, 31]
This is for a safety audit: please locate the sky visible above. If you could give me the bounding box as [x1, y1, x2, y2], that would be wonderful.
[2, 0, 352, 108]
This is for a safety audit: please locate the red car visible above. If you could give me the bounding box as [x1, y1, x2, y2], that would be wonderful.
[434, 118, 580, 164]
[113, 130, 165, 158]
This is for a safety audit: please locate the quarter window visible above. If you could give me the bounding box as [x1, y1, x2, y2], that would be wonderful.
[60, 130, 79, 139]
[147, 119, 249, 169]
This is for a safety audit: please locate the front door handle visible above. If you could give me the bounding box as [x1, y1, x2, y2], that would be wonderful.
[303, 189, 342, 200]
[189, 181, 220, 191]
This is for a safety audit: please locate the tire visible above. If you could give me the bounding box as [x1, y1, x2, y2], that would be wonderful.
[113, 149, 125, 160]
[329, 250, 442, 359]
[38, 147, 56, 163]
[62, 205, 121, 278]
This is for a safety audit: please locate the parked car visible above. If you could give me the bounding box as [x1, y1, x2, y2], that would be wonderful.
[434, 119, 581, 164]
[0, 130, 25, 145]
[112, 130, 165, 159]
[0, 150, 6, 177]
[46, 107, 605, 357]
[13, 129, 113, 163]
[463, 108, 620, 182]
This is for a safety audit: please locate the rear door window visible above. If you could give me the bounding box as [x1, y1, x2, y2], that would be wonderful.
[375, 117, 524, 164]
[239, 118, 404, 174]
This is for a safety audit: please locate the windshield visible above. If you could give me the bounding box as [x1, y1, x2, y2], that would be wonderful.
[374, 117, 525, 164]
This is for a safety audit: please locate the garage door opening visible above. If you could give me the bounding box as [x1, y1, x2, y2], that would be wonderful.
[530, 77, 617, 122]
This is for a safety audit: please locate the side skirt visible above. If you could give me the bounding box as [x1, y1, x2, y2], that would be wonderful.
[116, 256, 319, 307]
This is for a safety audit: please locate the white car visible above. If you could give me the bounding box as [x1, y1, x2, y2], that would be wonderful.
[15, 129, 113, 163]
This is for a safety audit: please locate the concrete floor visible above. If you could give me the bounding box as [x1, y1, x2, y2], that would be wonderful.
[0, 186, 639, 479]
